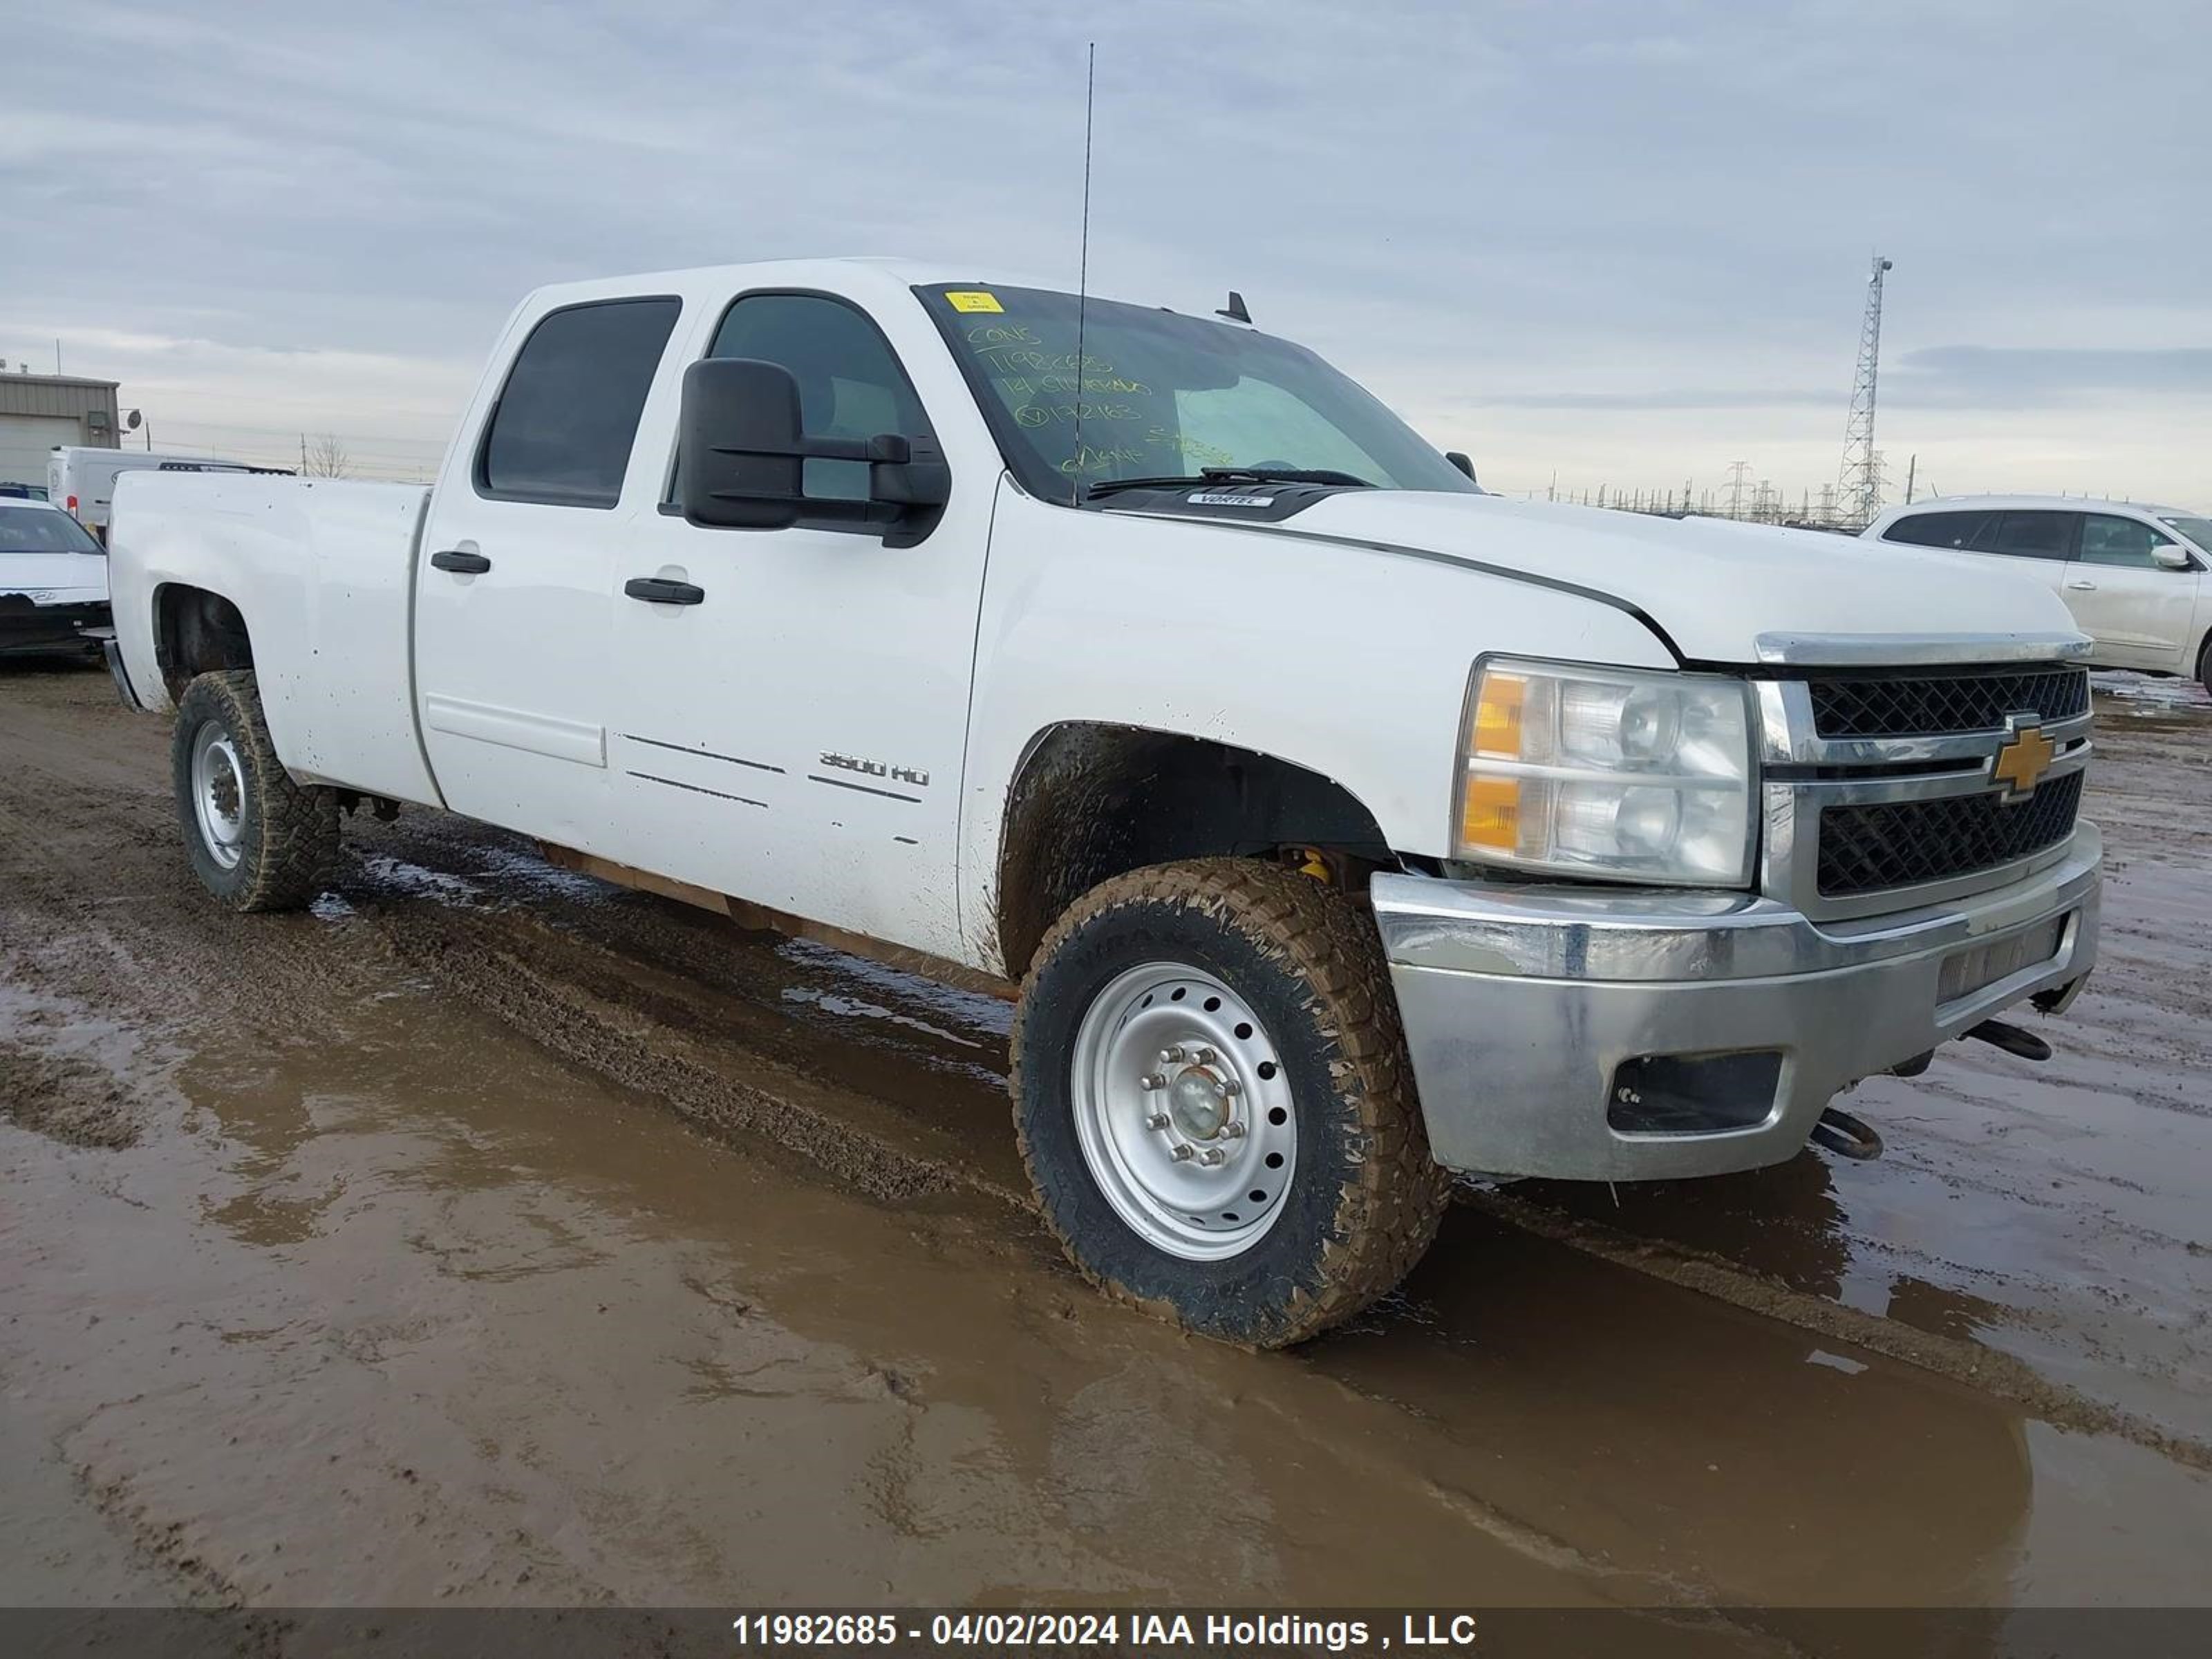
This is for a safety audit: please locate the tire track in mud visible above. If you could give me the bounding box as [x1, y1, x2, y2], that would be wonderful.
[346, 845, 2212, 1472]
[6, 666, 2209, 1482]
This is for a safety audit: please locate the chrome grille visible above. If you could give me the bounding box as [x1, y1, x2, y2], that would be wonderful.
[1756, 655, 2094, 921]
[1816, 771, 2084, 898]
[1808, 667, 2089, 738]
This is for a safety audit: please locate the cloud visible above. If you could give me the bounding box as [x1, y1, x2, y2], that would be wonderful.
[1, 0, 2206, 499]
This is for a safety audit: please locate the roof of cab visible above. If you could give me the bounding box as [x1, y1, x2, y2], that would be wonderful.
[514, 256, 1071, 311]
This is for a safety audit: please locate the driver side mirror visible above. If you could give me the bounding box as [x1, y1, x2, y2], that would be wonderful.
[677, 357, 950, 545]
[2151, 541, 2192, 571]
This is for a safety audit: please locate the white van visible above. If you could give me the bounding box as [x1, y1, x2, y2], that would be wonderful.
[1864, 496, 2212, 690]
[47, 447, 290, 539]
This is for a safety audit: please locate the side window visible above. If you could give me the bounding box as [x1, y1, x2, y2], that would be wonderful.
[1987, 511, 2073, 561]
[479, 298, 682, 507]
[1883, 511, 1991, 550]
[2078, 514, 2173, 568]
[700, 293, 930, 502]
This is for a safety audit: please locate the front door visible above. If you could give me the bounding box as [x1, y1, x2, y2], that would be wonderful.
[601, 288, 994, 962]
[413, 296, 683, 847]
[2063, 513, 2198, 671]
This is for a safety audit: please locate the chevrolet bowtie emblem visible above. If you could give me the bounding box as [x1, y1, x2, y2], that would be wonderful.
[1992, 721, 2056, 800]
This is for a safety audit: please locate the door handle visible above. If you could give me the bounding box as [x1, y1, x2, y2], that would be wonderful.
[431, 548, 492, 574]
[624, 576, 706, 606]
[2065, 579, 2097, 590]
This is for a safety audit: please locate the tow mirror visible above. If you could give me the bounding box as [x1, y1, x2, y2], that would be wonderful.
[2151, 542, 2191, 571]
[677, 357, 950, 545]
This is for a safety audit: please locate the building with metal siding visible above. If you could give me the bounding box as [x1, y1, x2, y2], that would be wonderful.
[0, 372, 122, 491]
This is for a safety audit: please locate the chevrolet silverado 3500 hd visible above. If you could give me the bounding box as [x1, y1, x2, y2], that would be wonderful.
[104, 260, 2101, 1344]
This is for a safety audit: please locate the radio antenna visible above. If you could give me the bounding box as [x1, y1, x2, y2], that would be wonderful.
[1069, 41, 1096, 507]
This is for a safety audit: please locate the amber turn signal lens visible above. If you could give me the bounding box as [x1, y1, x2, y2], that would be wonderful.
[1469, 669, 1526, 758]
[1459, 776, 1521, 851]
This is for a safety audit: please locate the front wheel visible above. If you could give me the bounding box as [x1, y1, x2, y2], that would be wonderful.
[171, 670, 339, 912]
[1011, 859, 1451, 1347]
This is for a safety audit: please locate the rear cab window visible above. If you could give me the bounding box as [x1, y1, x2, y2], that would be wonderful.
[478, 297, 682, 507]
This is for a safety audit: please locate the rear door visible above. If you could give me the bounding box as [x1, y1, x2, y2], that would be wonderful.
[413, 294, 682, 847]
[2063, 513, 2197, 670]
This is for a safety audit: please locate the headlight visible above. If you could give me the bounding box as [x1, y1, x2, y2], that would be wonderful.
[1453, 659, 1755, 885]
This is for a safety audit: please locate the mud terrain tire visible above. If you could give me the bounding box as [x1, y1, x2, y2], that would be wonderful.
[171, 670, 338, 912]
[1011, 859, 1452, 1347]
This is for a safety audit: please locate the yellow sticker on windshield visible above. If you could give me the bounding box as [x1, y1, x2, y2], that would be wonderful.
[944, 290, 1003, 313]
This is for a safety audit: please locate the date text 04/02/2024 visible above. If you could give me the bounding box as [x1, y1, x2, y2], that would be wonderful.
[727, 1612, 1483, 1650]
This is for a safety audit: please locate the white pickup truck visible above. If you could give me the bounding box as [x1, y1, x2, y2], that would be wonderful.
[104, 259, 2102, 1344]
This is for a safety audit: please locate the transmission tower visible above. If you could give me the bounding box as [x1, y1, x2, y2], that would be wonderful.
[1838, 254, 1893, 530]
[1724, 459, 1752, 519]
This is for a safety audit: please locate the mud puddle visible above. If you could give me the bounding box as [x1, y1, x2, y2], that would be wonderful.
[4, 663, 2210, 1613]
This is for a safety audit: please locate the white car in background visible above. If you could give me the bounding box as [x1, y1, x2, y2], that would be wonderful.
[0, 497, 111, 661]
[1865, 496, 2212, 691]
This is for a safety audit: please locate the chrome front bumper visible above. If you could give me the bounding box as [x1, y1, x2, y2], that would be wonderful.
[1371, 823, 2101, 1181]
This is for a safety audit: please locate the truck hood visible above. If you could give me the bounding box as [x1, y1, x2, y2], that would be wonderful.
[1285, 492, 2072, 665]
[1, 552, 109, 608]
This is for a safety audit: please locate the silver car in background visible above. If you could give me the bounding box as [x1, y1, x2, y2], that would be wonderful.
[1865, 496, 2212, 691]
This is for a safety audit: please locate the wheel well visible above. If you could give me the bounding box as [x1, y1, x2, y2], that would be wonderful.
[993, 723, 1395, 977]
[154, 585, 253, 702]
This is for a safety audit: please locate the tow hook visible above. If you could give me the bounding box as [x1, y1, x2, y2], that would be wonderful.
[1812, 1105, 1884, 1161]
[1964, 1018, 2054, 1062]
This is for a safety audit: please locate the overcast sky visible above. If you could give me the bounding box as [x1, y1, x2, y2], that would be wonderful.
[6, 0, 2207, 505]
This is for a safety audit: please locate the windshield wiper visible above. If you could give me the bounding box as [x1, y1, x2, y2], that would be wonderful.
[1085, 467, 1376, 500]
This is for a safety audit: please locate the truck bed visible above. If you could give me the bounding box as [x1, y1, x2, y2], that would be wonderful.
[106, 472, 440, 807]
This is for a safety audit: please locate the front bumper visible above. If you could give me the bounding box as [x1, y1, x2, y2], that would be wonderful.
[0, 599, 110, 661]
[1371, 823, 2101, 1181]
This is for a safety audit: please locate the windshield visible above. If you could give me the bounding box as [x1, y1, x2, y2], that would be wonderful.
[2155, 515, 2212, 554]
[917, 283, 1476, 503]
[0, 505, 102, 554]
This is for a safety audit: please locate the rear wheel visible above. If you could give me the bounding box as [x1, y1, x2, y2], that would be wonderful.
[2197, 632, 2211, 697]
[171, 670, 339, 912]
[1011, 859, 1451, 1347]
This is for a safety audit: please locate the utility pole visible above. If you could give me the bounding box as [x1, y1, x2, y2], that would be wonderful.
[1838, 254, 1893, 530]
[1902, 453, 1918, 505]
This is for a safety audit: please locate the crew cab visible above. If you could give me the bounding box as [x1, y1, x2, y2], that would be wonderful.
[104, 260, 2103, 1344]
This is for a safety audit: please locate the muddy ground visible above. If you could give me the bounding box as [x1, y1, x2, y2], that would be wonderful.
[2, 662, 2207, 1632]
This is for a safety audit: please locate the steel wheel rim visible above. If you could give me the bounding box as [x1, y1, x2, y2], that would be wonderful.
[1069, 962, 1298, 1260]
[191, 722, 245, 871]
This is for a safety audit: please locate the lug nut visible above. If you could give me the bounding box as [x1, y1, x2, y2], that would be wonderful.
[1222, 1120, 1246, 1138]
[1220, 1078, 1242, 1098]
[1197, 1047, 1219, 1065]
[1146, 1112, 1170, 1131]
[1171, 1144, 1194, 1162]
[1141, 1074, 1165, 1091]
[1159, 1046, 1187, 1065]
[1199, 1147, 1226, 1166]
